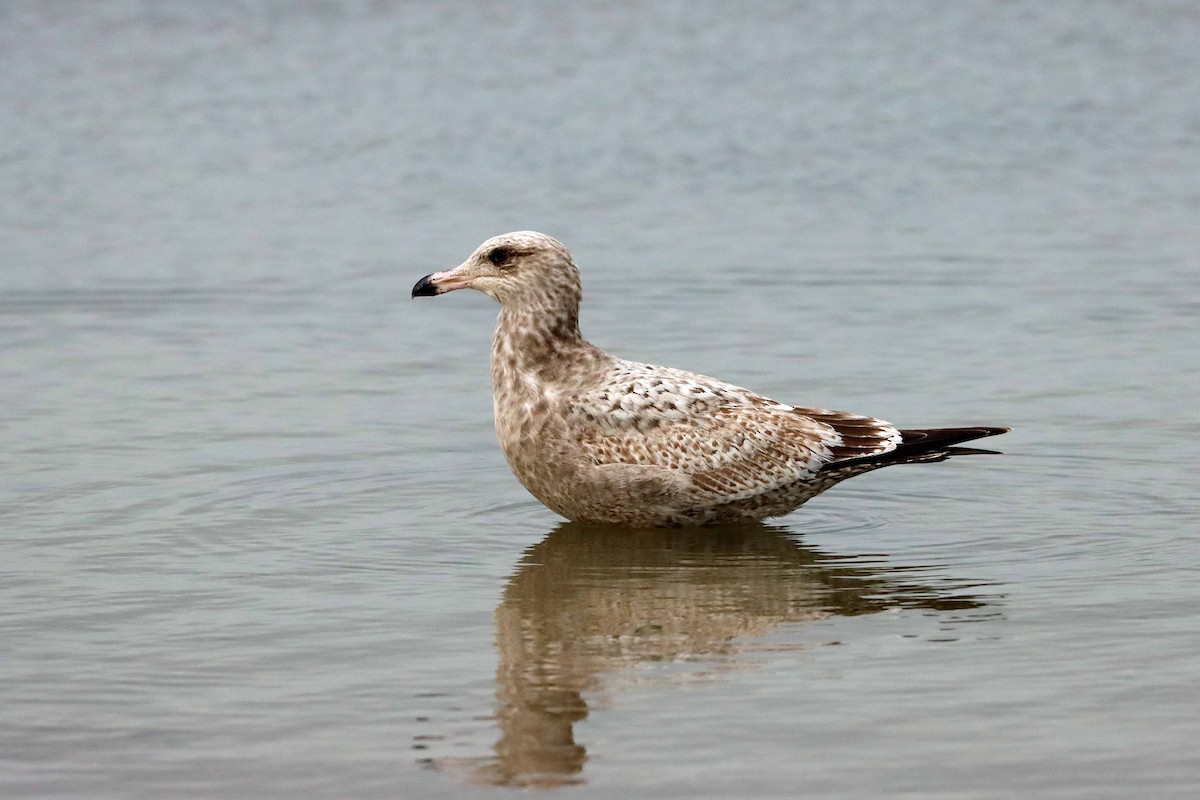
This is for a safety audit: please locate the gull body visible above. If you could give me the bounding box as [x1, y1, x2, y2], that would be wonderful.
[413, 232, 1007, 526]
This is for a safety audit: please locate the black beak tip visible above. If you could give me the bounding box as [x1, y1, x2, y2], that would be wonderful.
[412, 274, 438, 298]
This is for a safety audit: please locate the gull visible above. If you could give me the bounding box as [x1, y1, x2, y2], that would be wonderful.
[413, 232, 1008, 526]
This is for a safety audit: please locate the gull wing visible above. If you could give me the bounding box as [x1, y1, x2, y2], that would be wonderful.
[564, 364, 901, 503]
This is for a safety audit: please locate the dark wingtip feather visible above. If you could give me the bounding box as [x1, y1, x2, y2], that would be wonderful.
[822, 425, 1010, 471]
[896, 426, 1010, 447]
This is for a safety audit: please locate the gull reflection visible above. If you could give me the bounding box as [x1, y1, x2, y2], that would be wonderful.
[472, 521, 994, 787]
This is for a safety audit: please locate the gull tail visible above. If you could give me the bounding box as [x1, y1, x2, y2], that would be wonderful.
[822, 426, 1010, 471]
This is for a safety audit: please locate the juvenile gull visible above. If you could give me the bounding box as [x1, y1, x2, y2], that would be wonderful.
[413, 232, 1008, 527]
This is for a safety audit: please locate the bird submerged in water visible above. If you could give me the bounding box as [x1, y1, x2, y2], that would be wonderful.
[413, 231, 1008, 527]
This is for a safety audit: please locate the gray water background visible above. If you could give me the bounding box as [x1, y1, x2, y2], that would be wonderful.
[3, 1, 1199, 797]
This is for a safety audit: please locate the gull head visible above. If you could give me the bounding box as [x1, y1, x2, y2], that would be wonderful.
[412, 231, 581, 309]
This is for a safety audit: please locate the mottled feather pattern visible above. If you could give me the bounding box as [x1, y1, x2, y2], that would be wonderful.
[415, 231, 1008, 526]
[566, 362, 841, 501]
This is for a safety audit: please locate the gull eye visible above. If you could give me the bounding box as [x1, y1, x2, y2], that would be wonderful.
[488, 247, 511, 266]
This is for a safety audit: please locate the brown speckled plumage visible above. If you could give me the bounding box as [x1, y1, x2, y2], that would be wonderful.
[413, 232, 1008, 526]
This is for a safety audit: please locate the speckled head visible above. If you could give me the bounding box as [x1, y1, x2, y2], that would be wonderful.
[412, 231, 582, 312]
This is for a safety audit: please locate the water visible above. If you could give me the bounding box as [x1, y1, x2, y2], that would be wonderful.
[2, 1, 1199, 797]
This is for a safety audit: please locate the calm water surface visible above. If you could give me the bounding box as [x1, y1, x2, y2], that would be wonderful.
[3, 1, 1199, 797]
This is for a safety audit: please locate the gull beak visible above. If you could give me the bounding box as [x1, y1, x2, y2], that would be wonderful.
[412, 267, 474, 298]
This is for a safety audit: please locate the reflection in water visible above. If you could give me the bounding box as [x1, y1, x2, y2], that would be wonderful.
[463, 522, 996, 787]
